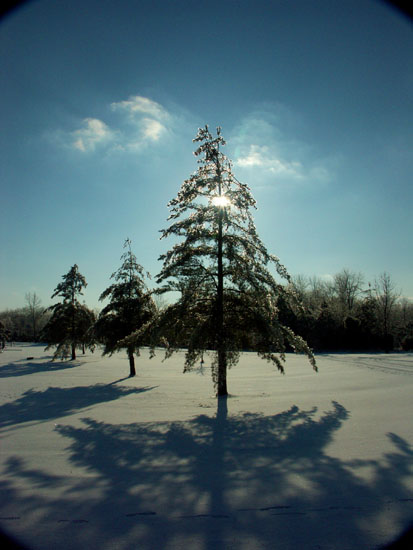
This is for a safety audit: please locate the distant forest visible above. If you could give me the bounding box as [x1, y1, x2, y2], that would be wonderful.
[1, 269, 412, 353]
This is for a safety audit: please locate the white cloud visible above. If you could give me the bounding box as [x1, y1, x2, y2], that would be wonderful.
[110, 96, 169, 147]
[111, 95, 168, 121]
[141, 117, 167, 141]
[236, 144, 304, 179]
[230, 108, 333, 187]
[72, 118, 113, 152]
[66, 95, 174, 154]
[110, 119, 167, 153]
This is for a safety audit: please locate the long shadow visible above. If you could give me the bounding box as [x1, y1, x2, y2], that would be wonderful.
[0, 359, 79, 378]
[0, 384, 157, 428]
[1, 399, 413, 549]
[106, 376, 134, 385]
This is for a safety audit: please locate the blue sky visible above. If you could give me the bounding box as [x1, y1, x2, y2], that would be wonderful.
[1, 0, 412, 310]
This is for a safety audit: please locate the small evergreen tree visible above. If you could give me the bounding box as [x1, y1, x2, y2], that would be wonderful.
[0, 320, 11, 350]
[95, 239, 155, 377]
[153, 125, 316, 395]
[43, 264, 92, 360]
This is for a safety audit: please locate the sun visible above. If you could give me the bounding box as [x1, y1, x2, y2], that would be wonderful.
[211, 195, 231, 207]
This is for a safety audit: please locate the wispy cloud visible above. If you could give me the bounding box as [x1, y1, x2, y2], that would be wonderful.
[110, 95, 169, 147]
[72, 118, 114, 152]
[236, 144, 304, 179]
[66, 95, 172, 154]
[230, 107, 333, 188]
[111, 95, 168, 121]
[141, 118, 166, 141]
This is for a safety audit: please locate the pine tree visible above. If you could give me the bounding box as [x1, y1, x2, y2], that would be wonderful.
[155, 125, 317, 395]
[95, 239, 155, 377]
[0, 320, 11, 350]
[43, 264, 93, 360]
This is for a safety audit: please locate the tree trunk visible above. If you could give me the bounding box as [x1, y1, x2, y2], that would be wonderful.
[71, 302, 76, 360]
[216, 188, 228, 396]
[32, 313, 37, 342]
[128, 348, 136, 377]
[217, 348, 228, 396]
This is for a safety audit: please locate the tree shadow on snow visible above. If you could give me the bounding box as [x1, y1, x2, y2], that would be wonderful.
[0, 359, 79, 378]
[1, 398, 413, 549]
[0, 384, 157, 428]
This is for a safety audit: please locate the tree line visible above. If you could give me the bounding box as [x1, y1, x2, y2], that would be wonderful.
[1, 269, 411, 355]
[286, 270, 413, 353]
[1, 126, 412, 394]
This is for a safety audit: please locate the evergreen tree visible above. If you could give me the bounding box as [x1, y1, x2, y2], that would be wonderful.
[354, 284, 381, 350]
[154, 125, 316, 395]
[43, 264, 92, 360]
[95, 239, 155, 377]
[310, 300, 340, 351]
[0, 320, 11, 350]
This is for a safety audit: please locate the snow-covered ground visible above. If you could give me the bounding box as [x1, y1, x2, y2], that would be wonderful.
[1, 344, 412, 549]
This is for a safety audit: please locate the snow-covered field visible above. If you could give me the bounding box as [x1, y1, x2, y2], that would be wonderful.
[1, 344, 412, 549]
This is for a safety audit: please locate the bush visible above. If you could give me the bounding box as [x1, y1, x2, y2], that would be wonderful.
[401, 336, 413, 351]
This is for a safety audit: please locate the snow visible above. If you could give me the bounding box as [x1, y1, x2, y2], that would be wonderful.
[1, 344, 412, 549]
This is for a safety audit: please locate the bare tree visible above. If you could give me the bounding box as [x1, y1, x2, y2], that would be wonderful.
[307, 276, 333, 312]
[374, 272, 400, 351]
[290, 274, 310, 304]
[25, 292, 43, 342]
[152, 293, 168, 313]
[333, 269, 364, 317]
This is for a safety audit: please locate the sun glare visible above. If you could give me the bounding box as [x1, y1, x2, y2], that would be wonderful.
[212, 195, 231, 207]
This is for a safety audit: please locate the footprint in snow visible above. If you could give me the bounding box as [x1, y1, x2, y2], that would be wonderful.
[125, 511, 156, 517]
[180, 514, 230, 519]
[58, 519, 88, 524]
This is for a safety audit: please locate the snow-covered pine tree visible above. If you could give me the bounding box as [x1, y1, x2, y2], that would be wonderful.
[156, 125, 317, 395]
[43, 264, 93, 360]
[95, 239, 155, 377]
